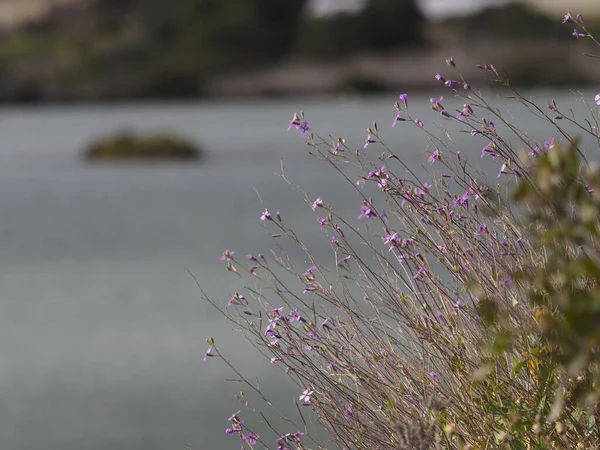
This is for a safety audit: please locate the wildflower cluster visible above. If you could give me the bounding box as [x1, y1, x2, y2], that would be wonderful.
[202, 11, 600, 450]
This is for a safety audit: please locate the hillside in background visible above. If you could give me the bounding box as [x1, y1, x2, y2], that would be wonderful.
[0, 0, 598, 103]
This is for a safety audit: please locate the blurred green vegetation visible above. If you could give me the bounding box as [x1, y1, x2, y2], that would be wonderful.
[443, 2, 565, 38]
[84, 131, 202, 161]
[0, 0, 595, 101]
[296, 0, 424, 60]
[0, 0, 424, 100]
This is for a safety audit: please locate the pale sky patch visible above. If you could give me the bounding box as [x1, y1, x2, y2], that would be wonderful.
[311, 0, 512, 19]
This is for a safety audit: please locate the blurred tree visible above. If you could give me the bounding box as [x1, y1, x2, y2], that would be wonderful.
[361, 0, 424, 49]
[176, 0, 308, 73]
[295, 13, 363, 59]
[96, 0, 137, 6]
[295, 0, 424, 59]
[444, 2, 564, 39]
[134, 0, 183, 43]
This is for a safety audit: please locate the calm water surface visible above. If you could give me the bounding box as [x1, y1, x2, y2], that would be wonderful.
[0, 91, 595, 449]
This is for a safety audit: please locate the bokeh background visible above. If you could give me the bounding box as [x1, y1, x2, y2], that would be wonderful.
[0, 1, 598, 449]
[0, 0, 599, 100]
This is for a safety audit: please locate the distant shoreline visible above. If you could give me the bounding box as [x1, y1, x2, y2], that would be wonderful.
[0, 36, 597, 105]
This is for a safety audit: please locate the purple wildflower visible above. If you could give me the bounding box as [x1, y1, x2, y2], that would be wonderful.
[364, 130, 375, 149]
[414, 118, 424, 128]
[244, 433, 260, 446]
[331, 142, 344, 154]
[455, 190, 470, 208]
[287, 113, 310, 136]
[299, 388, 313, 405]
[260, 208, 272, 221]
[337, 255, 351, 266]
[563, 12, 574, 23]
[269, 307, 284, 317]
[221, 249, 235, 261]
[358, 203, 376, 219]
[226, 292, 247, 308]
[595, 94, 600, 106]
[312, 197, 323, 210]
[430, 96, 444, 113]
[392, 111, 407, 127]
[383, 232, 399, 248]
[401, 237, 413, 247]
[434, 73, 445, 83]
[228, 410, 241, 422]
[457, 104, 473, 121]
[399, 93, 408, 108]
[428, 148, 441, 163]
[264, 323, 278, 338]
[429, 371, 440, 383]
[481, 142, 498, 158]
[446, 57, 455, 67]
[297, 121, 309, 136]
[318, 217, 327, 230]
[345, 405, 353, 419]
[497, 163, 508, 178]
[287, 114, 297, 131]
[303, 265, 317, 279]
[277, 431, 304, 449]
[476, 224, 488, 236]
[203, 346, 213, 362]
[413, 266, 427, 280]
[319, 318, 332, 331]
[289, 309, 302, 322]
[573, 29, 586, 38]
[293, 431, 304, 443]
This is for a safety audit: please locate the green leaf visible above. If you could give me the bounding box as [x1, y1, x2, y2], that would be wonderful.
[513, 360, 526, 374]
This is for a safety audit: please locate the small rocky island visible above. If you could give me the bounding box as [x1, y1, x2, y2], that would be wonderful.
[83, 132, 202, 162]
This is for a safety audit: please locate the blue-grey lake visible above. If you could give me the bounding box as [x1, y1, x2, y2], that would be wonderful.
[0, 91, 596, 449]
